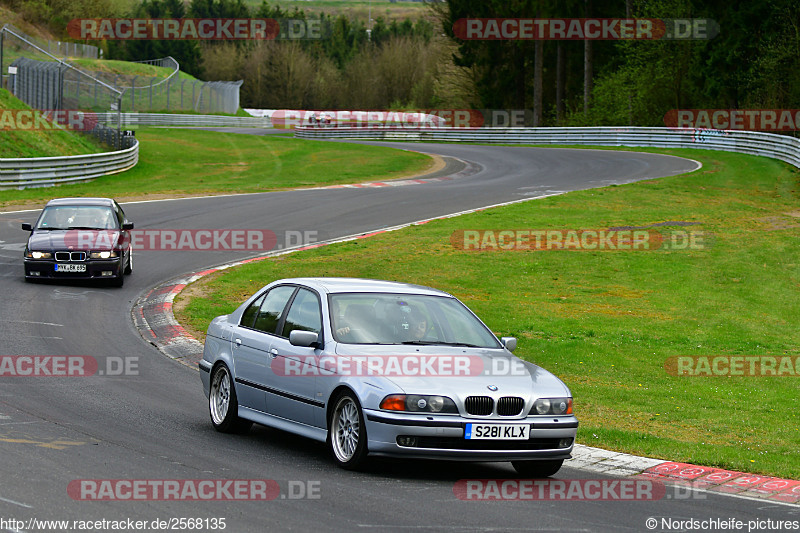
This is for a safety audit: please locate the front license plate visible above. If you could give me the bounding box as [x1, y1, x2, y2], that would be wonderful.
[465, 423, 530, 440]
[55, 263, 86, 273]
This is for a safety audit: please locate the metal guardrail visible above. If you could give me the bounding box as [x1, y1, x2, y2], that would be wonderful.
[95, 112, 271, 128]
[0, 140, 139, 190]
[294, 126, 800, 170]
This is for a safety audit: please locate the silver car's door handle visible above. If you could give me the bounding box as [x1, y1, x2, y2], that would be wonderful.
[269, 348, 278, 358]
[234, 338, 242, 347]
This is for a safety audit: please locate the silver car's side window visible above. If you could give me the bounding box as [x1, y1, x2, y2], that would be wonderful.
[253, 285, 296, 334]
[281, 288, 322, 337]
[240, 292, 266, 328]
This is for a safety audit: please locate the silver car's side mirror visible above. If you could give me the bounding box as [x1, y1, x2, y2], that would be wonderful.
[289, 330, 319, 347]
[501, 337, 517, 352]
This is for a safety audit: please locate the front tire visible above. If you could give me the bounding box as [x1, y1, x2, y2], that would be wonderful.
[328, 392, 368, 470]
[209, 364, 252, 433]
[124, 249, 133, 275]
[511, 459, 564, 478]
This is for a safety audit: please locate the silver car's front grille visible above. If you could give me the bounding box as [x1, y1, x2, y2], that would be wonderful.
[465, 396, 494, 416]
[55, 251, 86, 261]
[497, 396, 524, 416]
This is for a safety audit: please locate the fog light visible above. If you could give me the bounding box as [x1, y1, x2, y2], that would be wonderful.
[30, 271, 40, 276]
[101, 271, 114, 277]
[558, 438, 573, 448]
[397, 436, 418, 447]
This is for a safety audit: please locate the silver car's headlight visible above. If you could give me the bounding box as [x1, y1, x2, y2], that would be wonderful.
[531, 397, 573, 415]
[380, 394, 458, 414]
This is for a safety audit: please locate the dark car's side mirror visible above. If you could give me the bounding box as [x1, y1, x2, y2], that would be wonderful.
[122, 222, 134, 230]
[289, 330, 319, 348]
[21, 223, 32, 231]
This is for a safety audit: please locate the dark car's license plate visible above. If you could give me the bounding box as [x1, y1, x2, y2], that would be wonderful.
[55, 263, 86, 272]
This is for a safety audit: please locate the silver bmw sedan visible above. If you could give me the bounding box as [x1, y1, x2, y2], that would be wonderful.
[199, 277, 577, 476]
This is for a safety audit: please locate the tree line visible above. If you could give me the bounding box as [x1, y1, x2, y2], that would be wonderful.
[5, 0, 800, 125]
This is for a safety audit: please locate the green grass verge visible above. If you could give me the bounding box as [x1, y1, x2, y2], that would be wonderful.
[0, 88, 108, 158]
[175, 148, 800, 479]
[0, 126, 432, 207]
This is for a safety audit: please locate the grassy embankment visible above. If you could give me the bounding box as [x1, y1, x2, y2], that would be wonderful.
[0, 88, 107, 158]
[0, 125, 433, 208]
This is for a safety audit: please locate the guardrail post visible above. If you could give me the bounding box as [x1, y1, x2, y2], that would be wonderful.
[149, 77, 154, 109]
[130, 76, 137, 110]
[0, 29, 4, 91]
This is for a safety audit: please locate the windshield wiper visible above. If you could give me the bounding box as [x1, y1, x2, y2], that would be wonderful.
[37, 227, 67, 230]
[67, 226, 108, 230]
[400, 341, 482, 348]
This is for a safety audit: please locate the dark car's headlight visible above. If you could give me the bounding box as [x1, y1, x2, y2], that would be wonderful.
[530, 397, 573, 415]
[25, 251, 52, 259]
[380, 394, 458, 414]
[90, 251, 119, 259]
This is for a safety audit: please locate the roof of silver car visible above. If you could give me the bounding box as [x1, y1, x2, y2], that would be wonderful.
[282, 277, 451, 296]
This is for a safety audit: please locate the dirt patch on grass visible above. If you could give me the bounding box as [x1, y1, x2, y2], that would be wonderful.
[172, 271, 227, 343]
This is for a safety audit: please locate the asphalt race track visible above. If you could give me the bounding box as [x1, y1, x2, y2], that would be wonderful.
[0, 140, 795, 532]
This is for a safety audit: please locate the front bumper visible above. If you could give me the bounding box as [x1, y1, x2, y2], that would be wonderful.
[24, 258, 122, 280]
[364, 409, 578, 461]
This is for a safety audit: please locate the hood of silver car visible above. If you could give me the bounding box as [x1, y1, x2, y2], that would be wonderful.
[331, 343, 570, 399]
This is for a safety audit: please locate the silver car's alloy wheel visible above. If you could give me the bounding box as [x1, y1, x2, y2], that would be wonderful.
[330, 395, 365, 465]
[332, 397, 359, 461]
[209, 366, 231, 425]
[208, 364, 252, 434]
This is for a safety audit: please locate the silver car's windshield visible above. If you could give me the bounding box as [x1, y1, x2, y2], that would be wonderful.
[329, 293, 502, 347]
[36, 206, 117, 230]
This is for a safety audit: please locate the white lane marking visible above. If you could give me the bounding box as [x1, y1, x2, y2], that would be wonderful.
[0, 336, 63, 340]
[356, 524, 591, 532]
[0, 495, 32, 508]
[3, 321, 63, 327]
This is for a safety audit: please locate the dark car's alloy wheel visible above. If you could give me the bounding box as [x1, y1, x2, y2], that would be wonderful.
[329, 393, 368, 470]
[209, 364, 252, 433]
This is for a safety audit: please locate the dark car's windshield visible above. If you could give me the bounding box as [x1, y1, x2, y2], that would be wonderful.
[329, 293, 502, 348]
[35, 206, 117, 230]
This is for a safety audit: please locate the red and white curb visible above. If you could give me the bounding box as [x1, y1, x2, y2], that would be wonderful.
[131, 197, 797, 507]
[569, 447, 799, 505]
